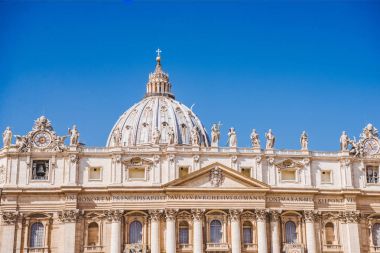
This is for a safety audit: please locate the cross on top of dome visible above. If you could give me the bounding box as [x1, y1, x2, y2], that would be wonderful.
[146, 49, 174, 99]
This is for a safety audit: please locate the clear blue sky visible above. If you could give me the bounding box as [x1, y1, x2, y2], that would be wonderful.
[0, 0, 379, 150]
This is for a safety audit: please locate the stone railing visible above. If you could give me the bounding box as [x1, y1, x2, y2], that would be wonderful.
[25, 248, 50, 253]
[206, 242, 229, 251]
[177, 243, 193, 251]
[370, 246, 380, 252]
[242, 243, 258, 251]
[283, 243, 305, 253]
[123, 244, 148, 253]
[83, 245, 104, 253]
[322, 244, 343, 252]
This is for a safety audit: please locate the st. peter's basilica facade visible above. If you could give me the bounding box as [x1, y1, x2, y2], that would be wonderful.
[1, 52, 380, 253]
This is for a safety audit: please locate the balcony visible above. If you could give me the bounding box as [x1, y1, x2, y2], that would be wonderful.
[178, 244, 193, 251]
[323, 244, 343, 252]
[242, 243, 258, 252]
[124, 244, 148, 253]
[83, 245, 104, 253]
[370, 246, 380, 252]
[25, 248, 49, 253]
[206, 243, 229, 251]
[283, 243, 304, 253]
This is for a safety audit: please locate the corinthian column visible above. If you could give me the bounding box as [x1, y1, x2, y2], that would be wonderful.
[165, 209, 178, 253]
[59, 209, 80, 253]
[270, 210, 281, 253]
[192, 209, 205, 253]
[106, 210, 123, 253]
[256, 209, 268, 253]
[0, 211, 18, 253]
[229, 209, 242, 253]
[340, 211, 361, 253]
[304, 211, 317, 253]
[149, 210, 162, 253]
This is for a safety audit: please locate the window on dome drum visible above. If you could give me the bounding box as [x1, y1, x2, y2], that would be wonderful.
[128, 168, 146, 181]
[325, 222, 335, 245]
[179, 221, 189, 245]
[87, 222, 99, 246]
[129, 220, 143, 244]
[179, 166, 189, 178]
[285, 221, 297, 244]
[31, 160, 49, 181]
[241, 168, 251, 178]
[242, 221, 253, 244]
[88, 167, 102, 181]
[281, 170, 296, 182]
[210, 220, 223, 243]
[30, 222, 44, 248]
[321, 170, 332, 184]
[366, 166, 379, 184]
[373, 223, 380, 246]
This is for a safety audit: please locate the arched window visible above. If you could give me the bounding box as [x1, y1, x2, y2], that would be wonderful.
[285, 221, 297, 244]
[373, 223, 380, 246]
[87, 222, 99, 246]
[325, 223, 335, 245]
[30, 222, 44, 248]
[243, 221, 253, 244]
[129, 221, 143, 244]
[210, 220, 223, 243]
[179, 221, 189, 244]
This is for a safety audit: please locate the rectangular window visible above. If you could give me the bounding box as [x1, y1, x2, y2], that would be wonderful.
[128, 167, 146, 180]
[241, 167, 251, 178]
[281, 170, 296, 181]
[321, 170, 332, 184]
[32, 160, 49, 181]
[366, 166, 379, 184]
[88, 167, 102, 181]
[179, 166, 189, 178]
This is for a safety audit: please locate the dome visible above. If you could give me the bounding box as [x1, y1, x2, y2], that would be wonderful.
[106, 51, 210, 147]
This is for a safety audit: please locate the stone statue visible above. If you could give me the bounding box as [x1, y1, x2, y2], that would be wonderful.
[300, 131, 308, 150]
[2, 127, 12, 148]
[211, 123, 221, 147]
[227, 128, 237, 148]
[152, 128, 161, 145]
[265, 129, 275, 149]
[340, 131, 350, 151]
[250, 129, 260, 148]
[168, 127, 175, 145]
[112, 127, 122, 147]
[362, 123, 378, 139]
[53, 136, 66, 152]
[191, 127, 200, 146]
[68, 125, 80, 146]
[15, 135, 28, 152]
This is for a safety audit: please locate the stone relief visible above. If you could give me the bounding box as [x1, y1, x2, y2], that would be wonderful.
[0, 165, 5, 184]
[58, 209, 80, 223]
[1, 211, 18, 225]
[209, 167, 224, 187]
[347, 123, 380, 157]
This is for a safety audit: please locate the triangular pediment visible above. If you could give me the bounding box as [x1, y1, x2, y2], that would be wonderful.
[164, 162, 269, 190]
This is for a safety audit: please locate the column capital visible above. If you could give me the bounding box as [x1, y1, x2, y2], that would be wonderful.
[304, 210, 318, 222]
[1, 211, 19, 225]
[105, 209, 123, 222]
[58, 209, 81, 223]
[269, 210, 281, 222]
[191, 208, 205, 221]
[255, 209, 268, 222]
[339, 211, 361, 223]
[165, 209, 178, 221]
[229, 209, 243, 221]
[149, 209, 163, 222]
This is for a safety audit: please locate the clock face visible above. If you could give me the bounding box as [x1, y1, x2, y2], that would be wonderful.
[363, 138, 380, 156]
[33, 131, 52, 148]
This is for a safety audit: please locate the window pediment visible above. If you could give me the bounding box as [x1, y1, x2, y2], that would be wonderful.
[275, 159, 304, 170]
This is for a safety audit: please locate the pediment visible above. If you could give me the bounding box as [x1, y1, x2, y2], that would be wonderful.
[164, 162, 269, 190]
[275, 159, 304, 170]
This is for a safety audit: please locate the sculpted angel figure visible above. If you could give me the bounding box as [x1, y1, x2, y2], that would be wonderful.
[300, 131, 308, 150]
[340, 131, 350, 151]
[191, 127, 200, 146]
[168, 127, 175, 145]
[112, 127, 122, 147]
[2, 127, 12, 148]
[250, 129, 260, 148]
[211, 123, 221, 147]
[152, 128, 161, 145]
[227, 128, 237, 148]
[68, 125, 80, 146]
[265, 129, 275, 149]
[15, 135, 28, 152]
